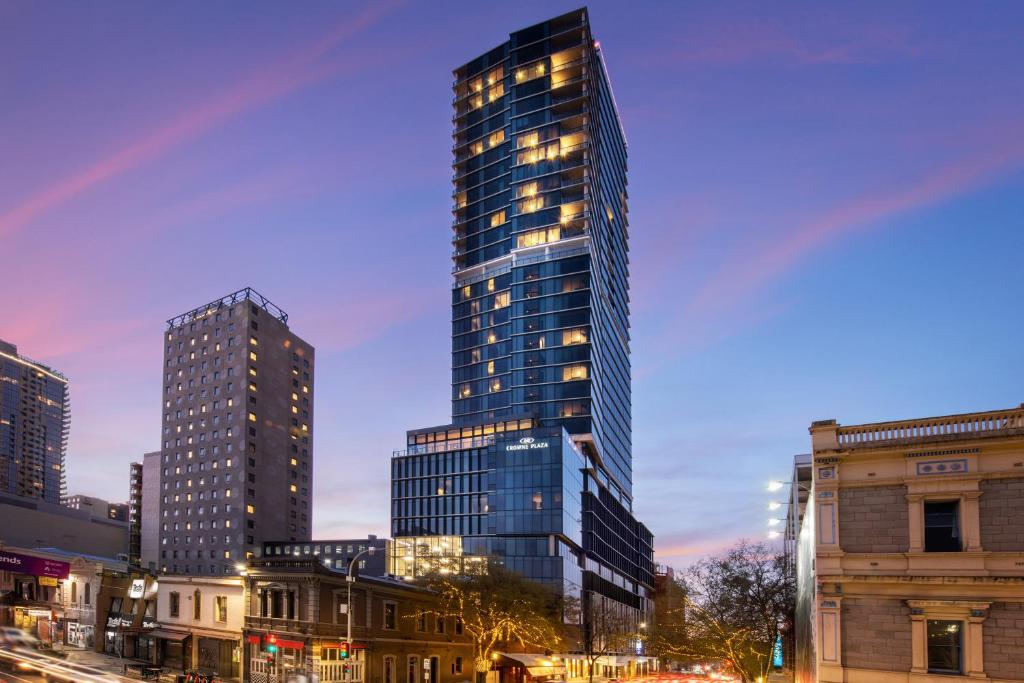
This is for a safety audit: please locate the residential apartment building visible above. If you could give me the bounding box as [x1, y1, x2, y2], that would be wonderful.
[0, 339, 69, 504]
[242, 557, 473, 683]
[391, 9, 654, 661]
[158, 288, 315, 576]
[796, 404, 1024, 683]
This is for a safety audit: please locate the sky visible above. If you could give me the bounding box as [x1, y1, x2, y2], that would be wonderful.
[2, 1, 1023, 569]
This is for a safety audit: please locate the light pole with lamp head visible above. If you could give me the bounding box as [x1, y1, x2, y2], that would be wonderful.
[347, 547, 377, 665]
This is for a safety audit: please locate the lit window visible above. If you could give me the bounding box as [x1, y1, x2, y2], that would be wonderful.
[248, 413, 256, 422]
[486, 332, 497, 344]
[490, 379, 501, 393]
[290, 484, 297, 493]
[249, 337, 258, 346]
[518, 182, 538, 198]
[249, 351, 257, 361]
[563, 328, 588, 345]
[469, 141, 483, 156]
[462, 285, 471, 299]
[460, 385, 471, 398]
[486, 361, 495, 375]
[517, 226, 560, 249]
[518, 196, 544, 213]
[246, 505, 254, 514]
[490, 211, 505, 227]
[517, 132, 539, 148]
[494, 292, 509, 309]
[487, 278, 495, 293]
[290, 458, 298, 466]
[487, 129, 505, 148]
[563, 365, 588, 381]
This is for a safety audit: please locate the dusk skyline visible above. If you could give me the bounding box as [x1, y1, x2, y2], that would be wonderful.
[2, 0, 1023, 569]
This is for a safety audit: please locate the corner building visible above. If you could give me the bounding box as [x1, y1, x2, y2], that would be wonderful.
[795, 404, 1024, 683]
[158, 289, 314, 576]
[392, 6, 654, 649]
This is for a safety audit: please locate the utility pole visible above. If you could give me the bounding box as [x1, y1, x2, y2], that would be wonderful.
[347, 547, 376, 677]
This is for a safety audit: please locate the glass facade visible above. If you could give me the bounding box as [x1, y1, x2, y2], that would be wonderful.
[449, 8, 633, 498]
[392, 8, 653, 629]
[0, 339, 69, 504]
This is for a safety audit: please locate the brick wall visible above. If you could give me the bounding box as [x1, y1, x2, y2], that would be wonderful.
[980, 477, 1024, 552]
[838, 485, 909, 553]
[984, 601, 1024, 680]
[840, 597, 912, 671]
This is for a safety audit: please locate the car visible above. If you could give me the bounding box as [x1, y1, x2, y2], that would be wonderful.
[0, 627, 40, 651]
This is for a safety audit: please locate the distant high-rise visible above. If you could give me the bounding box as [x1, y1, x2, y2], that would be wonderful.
[139, 451, 160, 570]
[0, 339, 69, 505]
[128, 461, 144, 566]
[391, 7, 654, 649]
[157, 288, 315, 576]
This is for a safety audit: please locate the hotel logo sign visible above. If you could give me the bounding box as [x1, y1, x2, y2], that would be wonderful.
[506, 437, 550, 452]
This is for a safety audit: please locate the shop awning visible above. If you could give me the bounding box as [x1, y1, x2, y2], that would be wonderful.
[148, 629, 190, 642]
[497, 654, 567, 677]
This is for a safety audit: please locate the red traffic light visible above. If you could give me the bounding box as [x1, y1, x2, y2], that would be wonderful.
[268, 634, 278, 644]
[339, 642, 350, 659]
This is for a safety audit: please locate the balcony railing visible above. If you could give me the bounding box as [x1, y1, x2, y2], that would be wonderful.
[245, 615, 350, 639]
[836, 406, 1024, 447]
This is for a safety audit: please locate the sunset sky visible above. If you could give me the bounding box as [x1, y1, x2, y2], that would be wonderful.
[2, 1, 1022, 568]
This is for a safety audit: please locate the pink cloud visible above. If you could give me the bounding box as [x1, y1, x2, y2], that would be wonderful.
[688, 128, 1024, 317]
[0, 1, 395, 240]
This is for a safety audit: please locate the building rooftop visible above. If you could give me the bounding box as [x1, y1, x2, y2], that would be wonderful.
[0, 339, 68, 383]
[166, 287, 288, 328]
[811, 403, 1024, 451]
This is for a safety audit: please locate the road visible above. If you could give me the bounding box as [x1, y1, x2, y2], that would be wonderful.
[0, 648, 137, 682]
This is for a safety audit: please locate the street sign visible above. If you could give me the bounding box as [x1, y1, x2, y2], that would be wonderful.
[772, 634, 783, 668]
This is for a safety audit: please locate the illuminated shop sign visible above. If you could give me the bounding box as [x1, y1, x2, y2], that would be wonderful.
[505, 436, 550, 451]
[0, 550, 70, 579]
[128, 579, 145, 599]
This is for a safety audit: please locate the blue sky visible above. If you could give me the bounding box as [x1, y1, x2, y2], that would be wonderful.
[1, 0, 1022, 566]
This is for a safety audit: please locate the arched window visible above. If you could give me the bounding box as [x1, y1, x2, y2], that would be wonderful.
[408, 656, 419, 683]
[383, 656, 396, 683]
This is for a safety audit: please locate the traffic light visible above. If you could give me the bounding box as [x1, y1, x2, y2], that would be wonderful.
[339, 642, 350, 659]
[266, 634, 278, 654]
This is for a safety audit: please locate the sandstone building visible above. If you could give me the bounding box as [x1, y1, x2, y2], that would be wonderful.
[796, 404, 1024, 683]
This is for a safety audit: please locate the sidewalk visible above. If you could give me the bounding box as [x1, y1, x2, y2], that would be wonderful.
[63, 648, 178, 682]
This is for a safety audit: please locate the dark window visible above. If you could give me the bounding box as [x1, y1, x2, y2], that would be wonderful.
[927, 620, 963, 674]
[416, 608, 427, 632]
[169, 592, 179, 617]
[924, 501, 961, 552]
[383, 602, 397, 630]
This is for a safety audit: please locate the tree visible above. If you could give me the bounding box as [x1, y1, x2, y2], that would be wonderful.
[650, 541, 794, 683]
[419, 565, 565, 683]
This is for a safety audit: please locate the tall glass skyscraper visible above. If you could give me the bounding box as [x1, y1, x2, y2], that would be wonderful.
[392, 7, 653, 643]
[0, 339, 69, 505]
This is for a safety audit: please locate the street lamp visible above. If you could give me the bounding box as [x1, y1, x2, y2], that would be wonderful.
[347, 547, 377, 656]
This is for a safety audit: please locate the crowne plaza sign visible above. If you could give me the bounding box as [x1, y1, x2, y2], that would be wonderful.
[505, 436, 550, 451]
